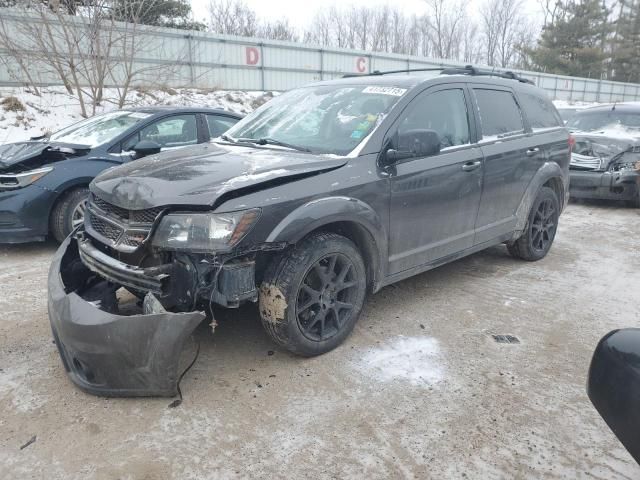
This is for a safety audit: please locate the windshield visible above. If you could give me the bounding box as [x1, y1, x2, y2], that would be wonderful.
[224, 84, 408, 155]
[567, 108, 640, 132]
[49, 110, 152, 148]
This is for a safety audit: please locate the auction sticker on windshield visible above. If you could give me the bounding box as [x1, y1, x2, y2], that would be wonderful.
[362, 86, 407, 96]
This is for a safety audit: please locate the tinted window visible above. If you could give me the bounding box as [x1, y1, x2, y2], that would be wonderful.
[207, 115, 239, 138]
[519, 92, 562, 129]
[474, 89, 524, 138]
[398, 89, 470, 150]
[123, 114, 198, 151]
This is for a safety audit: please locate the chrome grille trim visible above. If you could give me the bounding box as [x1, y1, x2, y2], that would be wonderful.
[570, 153, 602, 170]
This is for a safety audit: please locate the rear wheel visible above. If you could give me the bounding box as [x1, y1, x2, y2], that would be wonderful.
[508, 186, 559, 261]
[259, 232, 367, 356]
[50, 187, 89, 243]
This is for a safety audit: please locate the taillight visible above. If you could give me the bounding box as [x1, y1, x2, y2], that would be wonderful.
[568, 134, 575, 151]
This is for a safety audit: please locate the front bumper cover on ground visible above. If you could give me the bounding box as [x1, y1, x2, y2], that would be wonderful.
[48, 236, 205, 397]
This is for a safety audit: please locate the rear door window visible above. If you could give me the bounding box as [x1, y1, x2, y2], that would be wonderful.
[518, 92, 563, 130]
[473, 89, 524, 139]
[206, 115, 240, 138]
[397, 88, 470, 151]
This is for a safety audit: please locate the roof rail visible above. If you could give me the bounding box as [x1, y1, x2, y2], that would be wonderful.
[342, 67, 445, 78]
[440, 65, 535, 84]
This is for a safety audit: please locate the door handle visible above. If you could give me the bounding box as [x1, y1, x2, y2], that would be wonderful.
[462, 160, 481, 172]
[526, 147, 540, 156]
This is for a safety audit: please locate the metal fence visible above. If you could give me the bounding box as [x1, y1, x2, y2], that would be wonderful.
[1, 9, 639, 102]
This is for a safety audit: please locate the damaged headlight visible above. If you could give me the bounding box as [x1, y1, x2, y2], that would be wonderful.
[0, 166, 54, 190]
[152, 209, 260, 252]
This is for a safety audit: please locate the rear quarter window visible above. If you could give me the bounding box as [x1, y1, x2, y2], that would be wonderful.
[518, 92, 563, 130]
[473, 89, 524, 139]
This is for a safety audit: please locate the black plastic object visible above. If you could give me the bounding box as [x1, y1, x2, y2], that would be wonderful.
[588, 328, 640, 464]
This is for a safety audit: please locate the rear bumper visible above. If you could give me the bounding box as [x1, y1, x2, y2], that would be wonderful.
[569, 170, 639, 201]
[48, 236, 205, 397]
[0, 184, 56, 243]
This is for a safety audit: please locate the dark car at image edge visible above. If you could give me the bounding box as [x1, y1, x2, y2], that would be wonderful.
[47, 66, 571, 397]
[0, 107, 242, 243]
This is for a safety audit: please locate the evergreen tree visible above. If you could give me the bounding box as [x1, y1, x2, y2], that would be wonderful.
[611, 0, 640, 82]
[527, 0, 610, 78]
[112, 0, 206, 31]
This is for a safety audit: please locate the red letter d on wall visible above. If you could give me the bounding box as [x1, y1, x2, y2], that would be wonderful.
[246, 47, 260, 66]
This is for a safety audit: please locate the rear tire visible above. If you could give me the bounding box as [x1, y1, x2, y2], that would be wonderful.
[508, 186, 559, 261]
[50, 187, 89, 243]
[259, 232, 367, 356]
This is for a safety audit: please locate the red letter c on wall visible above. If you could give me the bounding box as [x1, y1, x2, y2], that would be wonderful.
[356, 57, 367, 73]
[246, 47, 260, 66]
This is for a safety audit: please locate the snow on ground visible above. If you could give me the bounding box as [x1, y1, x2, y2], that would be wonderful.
[354, 336, 445, 387]
[0, 86, 271, 144]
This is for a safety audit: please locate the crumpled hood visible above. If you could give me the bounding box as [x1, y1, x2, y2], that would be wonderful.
[571, 129, 640, 171]
[0, 141, 88, 172]
[91, 142, 348, 209]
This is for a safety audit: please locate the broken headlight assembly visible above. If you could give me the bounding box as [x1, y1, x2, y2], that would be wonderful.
[152, 209, 261, 253]
[610, 160, 640, 172]
[0, 166, 54, 190]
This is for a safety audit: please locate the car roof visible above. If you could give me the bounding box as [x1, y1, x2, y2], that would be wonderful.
[125, 106, 242, 117]
[308, 72, 545, 93]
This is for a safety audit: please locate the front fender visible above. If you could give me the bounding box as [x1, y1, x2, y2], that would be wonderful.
[514, 162, 567, 232]
[265, 196, 387, 289]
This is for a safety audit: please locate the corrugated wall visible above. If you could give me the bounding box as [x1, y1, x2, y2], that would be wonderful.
[1, 10, 639, 102]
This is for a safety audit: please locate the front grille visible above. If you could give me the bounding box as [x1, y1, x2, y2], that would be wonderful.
[89, 214, 122, 242]
[570, 153, 602, 170]
[85, 194, 164, 252]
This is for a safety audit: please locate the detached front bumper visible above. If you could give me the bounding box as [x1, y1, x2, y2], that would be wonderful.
[569, 169, 640, 201]
[48, 236, 205, 397]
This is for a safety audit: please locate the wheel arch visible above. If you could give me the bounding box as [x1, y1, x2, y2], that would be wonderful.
[48, 179, 92, 226]
[514, 163, 566, 233]
[265, 197, 387, 292]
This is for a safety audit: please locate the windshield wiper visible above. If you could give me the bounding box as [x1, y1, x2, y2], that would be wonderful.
[236, 137, 311, 153]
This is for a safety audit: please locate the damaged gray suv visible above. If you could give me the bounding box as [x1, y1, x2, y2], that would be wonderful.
[48, 67, 571, 396]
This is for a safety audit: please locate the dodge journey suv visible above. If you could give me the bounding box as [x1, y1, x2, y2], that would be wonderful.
[48, 66, 570, 396]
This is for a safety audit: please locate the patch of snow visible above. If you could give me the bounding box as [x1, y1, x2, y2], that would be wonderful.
[0, 86, 272, 145]
[354, 336, 445, 387]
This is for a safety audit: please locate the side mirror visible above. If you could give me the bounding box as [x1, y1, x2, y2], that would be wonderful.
[383, 129, 441, 165]
[588, 328, 640, 464]
[132, 140, 161, 158]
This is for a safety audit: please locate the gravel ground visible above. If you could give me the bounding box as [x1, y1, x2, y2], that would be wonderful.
[1, 202, 639, 479]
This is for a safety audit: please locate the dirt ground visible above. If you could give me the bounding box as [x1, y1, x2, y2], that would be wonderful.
[1, 201, 639, 479]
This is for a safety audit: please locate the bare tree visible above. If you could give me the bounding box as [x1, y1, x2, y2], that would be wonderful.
[207, 0, 258, 36]
[425, 0, 465, 59]
[0, 1, 188, 115]
[480, 0, 531, 67]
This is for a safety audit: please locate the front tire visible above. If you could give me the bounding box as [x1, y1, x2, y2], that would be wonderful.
[50, 187, 89, 243]
[508, 186, 559, 261]
[259, 232, 367, 356]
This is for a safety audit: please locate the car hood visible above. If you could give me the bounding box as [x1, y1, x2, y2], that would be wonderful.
[570, 129, 640, 171]
[91, 142, 348, 210]
[0, 141, 90, 172]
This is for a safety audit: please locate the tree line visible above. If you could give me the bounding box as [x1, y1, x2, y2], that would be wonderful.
[206, 0, 640, 84]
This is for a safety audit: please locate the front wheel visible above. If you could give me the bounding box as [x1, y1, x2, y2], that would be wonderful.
[50, 187, 89, 243]
[259, 232, 367, 356]
[508, 186, 559, 261]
